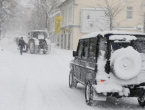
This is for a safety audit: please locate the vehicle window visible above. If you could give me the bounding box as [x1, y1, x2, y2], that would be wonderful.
[82, 40, 89, 59]
[111, 42, 131, 51]
[98, 37, 107, 59]
[78, 40, 84, 57]
[132, 36, 145, 53]
[89, 38, 96, 59]
[33, 32, 47, 39]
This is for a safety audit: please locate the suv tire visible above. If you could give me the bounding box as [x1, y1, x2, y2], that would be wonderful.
[69, 70, 77, 88]
[138, 93, 145, 107]
[23, 43, 29, 53]
[43, 50, 46, 54]
[85, 82, 94, 106]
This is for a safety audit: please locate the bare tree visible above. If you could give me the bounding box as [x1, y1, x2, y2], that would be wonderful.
[99, 0, 126, 30]
[28, 0, 58, 31]
[0, 0, 17, 38]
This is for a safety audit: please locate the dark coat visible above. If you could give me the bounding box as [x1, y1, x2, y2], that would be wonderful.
[18, 39, 25, 47]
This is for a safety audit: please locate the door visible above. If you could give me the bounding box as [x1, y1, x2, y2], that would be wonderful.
[85, 38, 97, 84]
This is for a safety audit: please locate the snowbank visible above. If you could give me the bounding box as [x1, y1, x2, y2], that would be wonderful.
[94, 83, 122, 93]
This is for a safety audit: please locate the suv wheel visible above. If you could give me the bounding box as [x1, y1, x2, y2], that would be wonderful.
[85, 82, 94, 106]
[69, 70, 77, 88]
[23, 43, 29, 53]
[138, 93, 145, 107]
[30, 41, 35, 54]
[43, 50, 46, 54]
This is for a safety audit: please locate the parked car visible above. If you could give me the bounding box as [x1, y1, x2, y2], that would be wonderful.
[69, 31, 145, 107]
[27, 30, 51, 54]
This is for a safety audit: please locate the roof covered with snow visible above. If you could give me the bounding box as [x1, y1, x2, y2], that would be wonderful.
[81, 31, 145, 39]
[30, 30, 46, 32]
[57, 0, 70, 7]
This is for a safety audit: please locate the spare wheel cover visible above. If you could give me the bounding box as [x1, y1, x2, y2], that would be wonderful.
[112, 47, 142, 80]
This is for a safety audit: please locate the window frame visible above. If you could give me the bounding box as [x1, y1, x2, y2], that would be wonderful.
[88, 38, 97, 62]
[126, 6, 133, 19]
[81, 39, 89, 60]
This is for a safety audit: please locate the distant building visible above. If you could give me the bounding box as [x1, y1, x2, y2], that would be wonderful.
[49, 0, 145, 50]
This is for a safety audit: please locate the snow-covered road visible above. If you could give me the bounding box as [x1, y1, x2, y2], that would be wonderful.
[0, 38, 144, 110]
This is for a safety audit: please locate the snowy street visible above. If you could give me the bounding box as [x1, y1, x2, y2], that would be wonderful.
[0, 39, 144, 110]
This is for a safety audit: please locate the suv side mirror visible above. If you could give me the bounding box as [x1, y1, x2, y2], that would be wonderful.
[73, 51, 77, 57]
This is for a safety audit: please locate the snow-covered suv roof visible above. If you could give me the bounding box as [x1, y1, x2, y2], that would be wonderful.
[30, 30, 46, 32]
[81, 31, 145, 39]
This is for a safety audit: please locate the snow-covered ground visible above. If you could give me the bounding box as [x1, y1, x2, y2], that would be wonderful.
[0, 38, 144, 110]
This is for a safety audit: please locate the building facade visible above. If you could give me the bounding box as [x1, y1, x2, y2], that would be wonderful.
[49, 0, 145, 50]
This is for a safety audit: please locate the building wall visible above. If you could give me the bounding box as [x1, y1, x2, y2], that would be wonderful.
[53, 0, 145, 50]
[57, 0, 74, 50]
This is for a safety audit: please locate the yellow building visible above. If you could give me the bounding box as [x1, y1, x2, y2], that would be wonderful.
[49, 0, 145, 50]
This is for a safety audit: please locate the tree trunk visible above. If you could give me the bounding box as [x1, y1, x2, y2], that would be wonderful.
[110, 18, 113, 31]
[45, 13, 48, 29]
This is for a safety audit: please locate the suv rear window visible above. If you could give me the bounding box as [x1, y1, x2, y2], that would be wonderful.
[89, 38, 96, 59]
[132, 36, 145, 53]
[110, 35, 145, 54]
[32, 32, 47, 39]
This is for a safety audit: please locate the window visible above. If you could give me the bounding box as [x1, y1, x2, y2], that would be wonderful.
[78, 40, 84, 57]
[89, 38, 96, 59]
[127, 7, 133, 19]
[65, 9, 67, 25]
[68, 34, 71, 49]
[81, 40, 89, 59]
[68, 6, 72, 22]
[62, 9, 64, 25]
[57, 35, 59, 46]
[98, 37, 107, 59]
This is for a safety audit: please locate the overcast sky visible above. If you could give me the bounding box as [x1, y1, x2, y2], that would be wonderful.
[19, 0, 31, 7]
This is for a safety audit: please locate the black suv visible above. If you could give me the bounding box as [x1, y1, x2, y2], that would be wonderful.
[69, 31, 145, 107]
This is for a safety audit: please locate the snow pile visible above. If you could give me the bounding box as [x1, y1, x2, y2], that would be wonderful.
[111, 46, 142, 80]
[94, 83, 122, 93]
[0, 37, 19, 53]
[96, 50, 109, 81]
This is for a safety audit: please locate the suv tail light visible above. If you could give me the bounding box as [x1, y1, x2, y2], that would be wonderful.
[100, 80, 105, 83]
